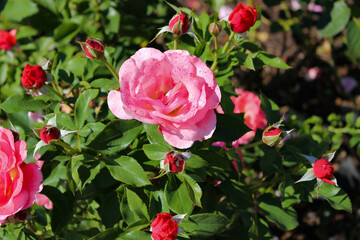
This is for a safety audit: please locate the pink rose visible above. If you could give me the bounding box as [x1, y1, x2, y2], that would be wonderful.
[0, 29, 17, 50]
[0, 127, 43, 223]
[231, 89, 267, 145]
[108, 48, 221, 149]
[34, 160, 53, 210]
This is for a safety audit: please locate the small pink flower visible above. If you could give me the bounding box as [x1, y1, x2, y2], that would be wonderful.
[305, 67, 322, 81]
[28, 112, 43, 123]
[0, 127, 43, 223]
[307, 2, 323, 13]
[0, 29, 17, 50]
[108, 48, 221, 149]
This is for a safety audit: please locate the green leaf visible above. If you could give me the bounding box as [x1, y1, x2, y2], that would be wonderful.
[143, 123, 172, 149]
[346, 19, 360, 61]
[180, 213, 230, 237]
[260, 92, 281, 125]
[74, 89, 99, 129]
[126, 188, 150, 221]
[186, 154, 208, 169]
[1, 0, 38, 22]
[41, 186, 74, 234]
[106, 156, 151, 187]
[0, 95, 47, 113]
[318, 183, 352, 212]
[213, 114, 251, 143]
[249, 216, 272, 240]
[54, 21, 80, 44]
[178, 173, 202, 207]
[79, 122, 106, 145]
[258, 194, 299, 231]
[233, 52, 255, 70]
[88, 228, 122, 240]
[66, 155, 81, 195]
[56, 113, 76, 130]
[88, 119, 142, 154]
[118, 231, 152, 240]
[143, 144, 170, 161]
[98, 191, 121, 228]
[90, 78, 119, 90]
[251, 51, 291, 70]
[165, 175, 194, 214]
[317, 2, 351, 37]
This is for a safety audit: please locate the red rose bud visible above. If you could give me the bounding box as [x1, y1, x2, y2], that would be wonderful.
[262, 127, 282, 146]
[208, 21, 222, 35]
[40, 125, 60, 144]
[228, 4, 257, 33]
[0, 29, 17, 50]
[151, 213, 178, 240]
[21, 64, 47, 90]
[84, 39, 105, 59]
[169, 13, 190, 35]
[163, 153, 186, 174]
[313, 159, 335, 184]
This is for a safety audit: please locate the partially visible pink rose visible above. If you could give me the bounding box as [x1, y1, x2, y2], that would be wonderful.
[108, 48, 221, 149]
[307, 2, 323, 13]
[0, 127, 43, 223]
[0, 29, 17, 50]
[34, 160, 53, 209]
[219, 5, 233, 20]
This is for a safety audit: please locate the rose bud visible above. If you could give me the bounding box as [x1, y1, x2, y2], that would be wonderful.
[313, 159, 335, 185]
[169, 13, 190, 35]
[40, 125, 60, 144]
[228, 4, 257, 33]
[21, 64, 47, 90]
[150, 213, 178, 240]
[0, 29, 17, 50]
[262, 127, 282, 147]
[85, 39, 105, 59]
[208, 21, 222, 35]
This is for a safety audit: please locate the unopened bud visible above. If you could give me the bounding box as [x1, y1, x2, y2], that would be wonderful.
[79, 38, 105, 59]
[169, 13, 190, 35]
[40, 125, 60, 144]
[208, 22, 222, 35]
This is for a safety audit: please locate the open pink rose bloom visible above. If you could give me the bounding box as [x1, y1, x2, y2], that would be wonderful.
[0, 127, 42, 223]
[108, 48, 221, 148]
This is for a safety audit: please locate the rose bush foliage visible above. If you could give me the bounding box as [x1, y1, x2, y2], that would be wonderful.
[0, 0, 357, 239]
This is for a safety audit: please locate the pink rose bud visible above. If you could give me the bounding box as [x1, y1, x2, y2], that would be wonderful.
[163, 153, 186, 174]
[151, 213, 178, 240]
[169, 13, 190, 35]
[208, 21, 222, 35]
[313, 159, 335, 185]
[84, 39, 105, 59]
[0, 29, 17, 50]
[40, 125, 60, 144]
[262, 127, 282, 147]
[228, 4, 258, 33]
[21, 64, 47, 90]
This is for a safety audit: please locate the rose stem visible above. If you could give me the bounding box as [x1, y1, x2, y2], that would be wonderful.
[210, 35, 219, 71]
[174, 38, 178, 50]
[211, 31, 235, 71]
[101, 58, 119, 83]
[234, 140, 263, 151]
